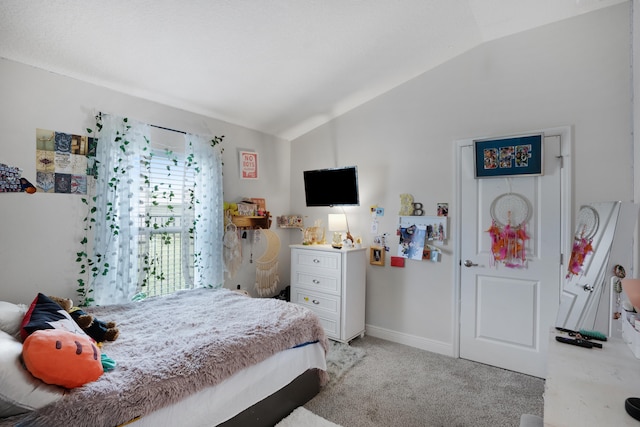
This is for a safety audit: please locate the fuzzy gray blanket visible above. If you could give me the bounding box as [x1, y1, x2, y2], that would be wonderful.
[4, 288, 328, 427]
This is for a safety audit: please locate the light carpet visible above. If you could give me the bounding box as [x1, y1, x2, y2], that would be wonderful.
[276, 407, 343, 427]
[305, 336, 544, 427]
[272, 340, 362, 427]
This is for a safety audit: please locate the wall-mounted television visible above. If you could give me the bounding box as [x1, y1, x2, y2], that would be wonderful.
[303, 166, 359, 207]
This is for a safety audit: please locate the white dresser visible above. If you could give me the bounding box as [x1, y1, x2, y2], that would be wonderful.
[544, 329, 640, 426]
[290, 244, 366, 343]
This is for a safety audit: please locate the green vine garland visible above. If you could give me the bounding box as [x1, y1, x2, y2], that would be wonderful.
[76, 114, 224, 305]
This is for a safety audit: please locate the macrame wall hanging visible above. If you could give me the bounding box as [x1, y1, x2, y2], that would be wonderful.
[255, 229, 280, 297]
[566, 205, 598, 279]
[486, 192, 531, 268]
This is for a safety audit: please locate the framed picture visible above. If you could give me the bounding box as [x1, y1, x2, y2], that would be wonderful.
[474, 134, 543, 178]
[370, 247, 385, 266]
[239, 150, 258, 179]
[437, 203, 448, 217]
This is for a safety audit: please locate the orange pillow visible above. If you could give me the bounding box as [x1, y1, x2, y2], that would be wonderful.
[22, 329, 103, 389]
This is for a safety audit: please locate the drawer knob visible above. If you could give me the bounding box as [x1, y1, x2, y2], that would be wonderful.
[312, 279, 320, 284]
[313, 259, 320, 263]
[312, 300, 320, 305]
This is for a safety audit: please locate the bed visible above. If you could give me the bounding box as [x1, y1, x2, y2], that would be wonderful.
[0, 288, 328, 427]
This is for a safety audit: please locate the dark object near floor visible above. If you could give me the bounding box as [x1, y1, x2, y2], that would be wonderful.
[625, 397, 640, 421]
[218, 369, 321, 426]
[274, 285, 290, 302]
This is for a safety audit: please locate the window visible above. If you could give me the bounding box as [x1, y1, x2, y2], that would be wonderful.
[80, 114, 224, 306]
[137, 149, 196, 297]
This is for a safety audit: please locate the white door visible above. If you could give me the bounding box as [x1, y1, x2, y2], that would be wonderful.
[458, 134, 563, 378]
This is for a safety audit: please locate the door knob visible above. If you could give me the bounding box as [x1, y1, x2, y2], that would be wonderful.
[583, 284, 594, 292]
[463, 260, 478, 267]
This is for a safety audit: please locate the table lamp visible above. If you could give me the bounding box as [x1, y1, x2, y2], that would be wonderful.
[328, 213, 347, 249]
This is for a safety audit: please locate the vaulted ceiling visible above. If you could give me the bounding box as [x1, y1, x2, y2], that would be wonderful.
[0, 0, 626, 140]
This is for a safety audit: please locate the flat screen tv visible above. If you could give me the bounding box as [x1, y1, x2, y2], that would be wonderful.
[303, 166, 359, 207]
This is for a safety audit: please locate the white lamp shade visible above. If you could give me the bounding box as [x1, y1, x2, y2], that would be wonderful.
[328, 213, 347, 231]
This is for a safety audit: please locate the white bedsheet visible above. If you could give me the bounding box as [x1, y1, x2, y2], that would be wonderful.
[130, 342, 326, 427]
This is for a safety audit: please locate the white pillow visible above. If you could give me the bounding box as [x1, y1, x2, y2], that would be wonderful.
[0, 301, 28, 339]
[0, 330, 64, 417]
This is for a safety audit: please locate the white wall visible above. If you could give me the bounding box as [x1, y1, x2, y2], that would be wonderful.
[290, 3, 634, 353]
[0, 58, 291, 304]
[634, 0, 640, 276]
[0, 4, 634, 356]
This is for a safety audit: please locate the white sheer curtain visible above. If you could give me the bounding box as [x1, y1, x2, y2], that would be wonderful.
[185, 133, 224, 288]
[92, 114, 150, 305]
[88, 115, 224, 305]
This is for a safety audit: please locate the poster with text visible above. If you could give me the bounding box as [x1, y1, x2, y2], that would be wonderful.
[240, 151, 258, 179]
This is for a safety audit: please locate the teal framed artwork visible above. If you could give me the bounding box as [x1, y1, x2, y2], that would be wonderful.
[474, 134, 543, 178]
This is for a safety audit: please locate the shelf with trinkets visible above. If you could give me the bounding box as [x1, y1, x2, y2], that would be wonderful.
[225, 198, 271, 230]
[230, 213, 272, 229]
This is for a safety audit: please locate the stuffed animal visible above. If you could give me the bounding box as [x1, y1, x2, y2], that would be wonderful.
[48, 296, 120, 343]
[23, 328, 104, 388]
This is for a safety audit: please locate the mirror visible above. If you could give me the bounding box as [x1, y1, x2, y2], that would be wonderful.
[555, 201, 639, 337]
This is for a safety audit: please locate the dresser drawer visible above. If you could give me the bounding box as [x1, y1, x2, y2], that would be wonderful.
[293, 249, 341, 274]
[292, 288, 340, 339]
[291, 288, 340, 317]
[291, 270, 340, 294]
[316, 316, 339, 339]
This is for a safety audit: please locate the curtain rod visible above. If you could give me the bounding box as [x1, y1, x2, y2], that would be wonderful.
[97, 112, 188, 135]
[150, 124, 187, 135]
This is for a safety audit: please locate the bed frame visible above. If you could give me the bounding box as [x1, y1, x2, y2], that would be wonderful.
[220, 369, 321, 426]
[1, 289, 328, 427]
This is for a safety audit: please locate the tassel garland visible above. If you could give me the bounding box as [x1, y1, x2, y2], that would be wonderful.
[487, 218, 529, 268]
[566, 230, 593, 279]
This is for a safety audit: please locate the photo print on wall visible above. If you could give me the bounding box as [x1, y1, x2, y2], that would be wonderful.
[0, 162, 36, 193]
[35, 128, 97, 194]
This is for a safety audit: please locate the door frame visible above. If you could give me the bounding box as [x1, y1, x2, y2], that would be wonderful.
[452, 126, 573, 359]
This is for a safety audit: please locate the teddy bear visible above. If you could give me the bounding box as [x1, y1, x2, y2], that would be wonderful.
[48, 296, 120, 343]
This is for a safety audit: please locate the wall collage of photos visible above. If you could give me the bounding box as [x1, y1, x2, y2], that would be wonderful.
[35, 128, 97, 194]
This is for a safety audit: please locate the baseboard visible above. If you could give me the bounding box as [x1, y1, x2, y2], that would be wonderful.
[364, 324, 454, 357]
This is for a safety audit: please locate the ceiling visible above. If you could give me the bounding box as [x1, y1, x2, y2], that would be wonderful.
[0, 0, 626, 140]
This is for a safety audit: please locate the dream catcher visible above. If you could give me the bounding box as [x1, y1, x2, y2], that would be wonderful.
[486, 193, 531, 268]
[223, 219, 242, 279]
[566, 205, 598, 279]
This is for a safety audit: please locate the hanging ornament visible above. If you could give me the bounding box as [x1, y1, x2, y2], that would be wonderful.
[223, 214, 242, 278]
[566, 206, 598, 279]
[487, 217, 529, 268]
[566, 232, 593, 278]
[487, 193, 531, 268]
